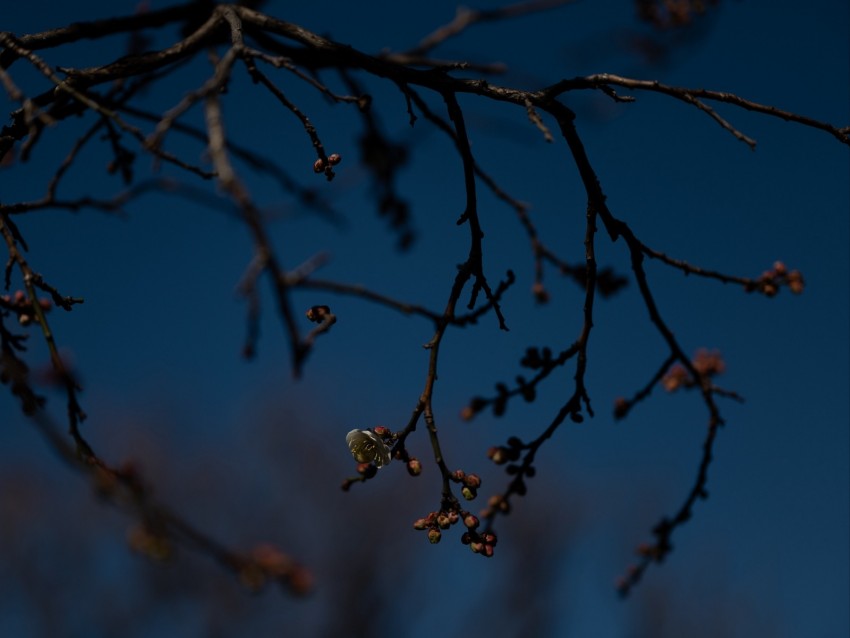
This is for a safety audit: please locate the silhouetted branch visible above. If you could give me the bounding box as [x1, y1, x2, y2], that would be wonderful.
[545, 73, 850, 147]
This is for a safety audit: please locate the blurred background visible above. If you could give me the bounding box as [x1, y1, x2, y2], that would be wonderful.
[1, 1, 847, 636]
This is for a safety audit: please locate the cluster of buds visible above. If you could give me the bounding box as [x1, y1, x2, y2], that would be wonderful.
[460, 365, 542, 421]
[0, 290, 51, 325]
[662, 365, 689, 392]
[487, 436, 523, 465]
[239, 543, 313, 596]
[462, 352, 549, 421]
[312, 152, 342, 174]
[663, 348, 725, 392]
[305, 304, 333, 323]
[413, 509, 459, 544]
[465, 382, 514, 419]
[450, 469, 481, 501]
[519, 346, 555, 370]
[461, 526, 498, 557]
[692, 348, 725, 377]
[487, 438, 535, 505]
[746, 261, 804, 297]
[412, 506, 496, 556]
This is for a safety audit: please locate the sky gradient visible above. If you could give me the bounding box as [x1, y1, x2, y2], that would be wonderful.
[1, 2, 848, 637]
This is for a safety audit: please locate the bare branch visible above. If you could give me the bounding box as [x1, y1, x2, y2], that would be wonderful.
[545, 73, 850, 146]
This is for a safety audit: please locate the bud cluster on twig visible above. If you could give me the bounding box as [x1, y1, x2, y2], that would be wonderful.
[0, 289, 52, 326]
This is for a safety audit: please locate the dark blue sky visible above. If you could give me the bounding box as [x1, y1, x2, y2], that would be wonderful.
[1, 2, 848, 637]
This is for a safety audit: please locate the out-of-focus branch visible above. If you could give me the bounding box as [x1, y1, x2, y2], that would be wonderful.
[401, 0, 576, 58]
[204, 69, 305, 375]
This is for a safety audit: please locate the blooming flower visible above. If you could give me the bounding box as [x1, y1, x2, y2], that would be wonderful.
[346, 429, 391, 468]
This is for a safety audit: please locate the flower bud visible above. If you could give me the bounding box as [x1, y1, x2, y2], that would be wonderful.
[327, 153, 342, 165]
[437, 514, 451, 529]
[487, 446, 508, 465]
[463, 474, 481, 489]
[613, 397, 629, 419]
[313, 158, 325, 173]
[462, 397, 487, 421]
[461, 486, 477, 501]
[406, 458, 422, 476]
[356, 463, 377, 478]
[532, 282, 550, 304]
[287, 566, 314, 596]
[787, 270, 804, 294]
[427, 528, 442, 544]
[305, 305, 331, 322]
[413, 518, 428, 530]
[463, 514, 479, 529]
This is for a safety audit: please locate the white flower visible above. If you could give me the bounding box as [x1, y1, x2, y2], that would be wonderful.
[346, 429, 391, 467]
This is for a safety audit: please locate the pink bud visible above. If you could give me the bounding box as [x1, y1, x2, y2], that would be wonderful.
[406, 458, 422, 476]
